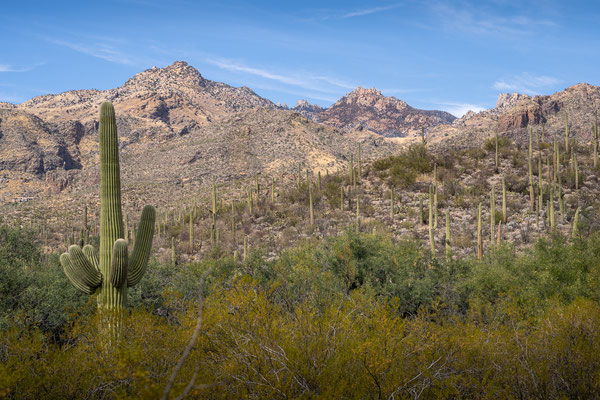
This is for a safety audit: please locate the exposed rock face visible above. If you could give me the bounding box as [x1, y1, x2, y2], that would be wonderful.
[292, 99, 324, 120]
[0, 63, 405, 204]
[497, 100, 544, 131]
[116, 108, 398, 196]
[431, 83, 600, 149]
[7, 61, 279, 172]
[45, 169, 77, 194]
[313, 87, 456, 137]
[495, 83, 600, 137]
[18, 61, 276, 145]
[0, 108, 76, 175]
[495, 92, 531, 112]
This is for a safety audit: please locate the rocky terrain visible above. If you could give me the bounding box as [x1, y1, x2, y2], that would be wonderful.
[291, 99, 324, 120]
[2, 62, 600, 263]
[311, 87, 456, 137]
[0, 62, 410, 204]
[433, 83, 600, 150]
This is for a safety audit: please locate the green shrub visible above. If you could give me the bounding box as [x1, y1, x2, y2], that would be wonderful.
[373, 143, 432, 187]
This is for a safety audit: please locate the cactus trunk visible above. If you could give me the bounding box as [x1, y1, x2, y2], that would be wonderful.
[490, 185, 495, 243]
[309, 183, 314, 226]
[502, 177, 507, 223]
[60, 102, 155, 317]
[356, 196, 360, 233]
[477, 203, 483, 260]
[445, 209, 451, 260]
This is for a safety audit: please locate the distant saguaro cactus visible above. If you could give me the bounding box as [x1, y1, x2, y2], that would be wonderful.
[60, 102, 155, 312]
[429, 185, 434, 256]
[477, 202, 483, 260]
[502, 177, 507, 223]
[490, 184, 495, 243]
[445, 209, 451, 260]
[565, 111, 570, 154]
[594, 112, 599, 169]
[309, 182, 314, 226]
[355, 196, 360, 233]
[572, 206, 581, 238]
[390, 189, 394, 220]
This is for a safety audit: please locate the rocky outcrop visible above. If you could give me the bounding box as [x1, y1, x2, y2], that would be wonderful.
[495, 92, 531, 113]
[44, 169, 77, 194]
[18, 61, 276, 145]
[314, 87, 456, 137]
[292, 99, 324, 119]
[0, 109, 77, 175]
[494, 84, 600, 137]
[497, 100, 544, 131]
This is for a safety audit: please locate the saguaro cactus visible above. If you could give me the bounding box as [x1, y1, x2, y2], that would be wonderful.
[189, 218, 194, 252]
[594, 112, 598, 169]
[549, 188, 556, 231]
[502, 177, 507, 223]
[477, 202, 483, 260]
[171, 237, 176, 267]
[357, 143, 362, 179]
[445, 209, 451, 260]
[565, 111, 570, 154]
[309, 182, 315, 226]
[490, 184, 495, 243]
[572, 206, 581, 238]
[271, 177, 275, 203]
[428, 185, 435, 256]
[494, 131, 499, 170]
[60, 102, 155, 311]
[355, 196, 360, 233]
[390, 189, 395, 220]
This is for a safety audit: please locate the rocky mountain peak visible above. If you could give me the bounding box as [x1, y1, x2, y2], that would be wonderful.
[315, 87, 455, 137]
[120, 61, 207, 94]
[291, 99, 323, 119]
[495, 92, 531, 112]
[335, 87, 409, 110]
[294, 99, 315, 108]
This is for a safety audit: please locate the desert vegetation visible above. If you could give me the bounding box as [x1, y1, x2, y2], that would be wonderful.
[2, 103, 600, 399]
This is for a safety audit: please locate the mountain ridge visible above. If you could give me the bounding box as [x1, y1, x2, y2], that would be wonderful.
[2, 61, 600, 207]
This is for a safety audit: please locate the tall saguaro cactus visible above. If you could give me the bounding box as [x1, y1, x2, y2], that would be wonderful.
[60, 102, 155, 311]
[477, 202, 483, 260]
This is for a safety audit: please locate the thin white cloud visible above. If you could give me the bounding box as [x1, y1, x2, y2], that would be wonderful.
[0, 62, 45, 72]
[239, 81, 338, 103]
[304, 3, 401, 21]
[205, 57, 356, 94]
[431, 3, 557, 36]
[437, 102, 486, 118]
[340, 4, 401, 19]
[46, 38, 135, 65]
[381, 88, 432, 95]
[493, 73, 560, 96]
[0, 92, 25, 103]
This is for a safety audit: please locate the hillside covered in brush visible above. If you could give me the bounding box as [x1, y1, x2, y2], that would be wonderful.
[3, 62, 600, 399]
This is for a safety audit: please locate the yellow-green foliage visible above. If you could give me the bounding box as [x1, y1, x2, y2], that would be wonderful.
[4, 223, 600, 399]
[484, 135, 511, 151]
[2, 281, 600, 399]
[372, 143, 432, 187]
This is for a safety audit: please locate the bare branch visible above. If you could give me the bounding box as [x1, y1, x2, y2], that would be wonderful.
[162, 268, 211, 400]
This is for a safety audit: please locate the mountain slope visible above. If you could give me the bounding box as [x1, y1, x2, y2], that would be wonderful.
[18, 61, 275, 142]
[312, 87, 456, 137]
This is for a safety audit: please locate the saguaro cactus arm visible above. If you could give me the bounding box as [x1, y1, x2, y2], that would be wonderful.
[109, 239, 128, 288]
[83, 244, 100, 272]
[127, 205, 156, 287]
[59, 101, 155, 313]
[60, 245, 102, 294]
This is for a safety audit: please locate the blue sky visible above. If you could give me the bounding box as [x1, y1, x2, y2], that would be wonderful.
[1, 0, 599, 116]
